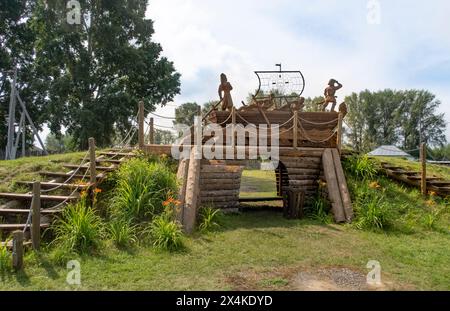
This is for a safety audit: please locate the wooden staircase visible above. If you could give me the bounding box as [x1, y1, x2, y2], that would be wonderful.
[0, 148, 137, 247]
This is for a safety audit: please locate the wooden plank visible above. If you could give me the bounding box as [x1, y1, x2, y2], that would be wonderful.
[31, 182, 41, 250]
[287, 180, 317, 186]
[427, 180, 450, 186]
[183, 148, 201, 234]
[332, 149, 353, 222]
[285, 175, 318, 181]
[176, 158, 189, 224]
[63, 164, 115, 172]
[15, 181, 91, 190]
[0, 208, 61, 215]
[39, 171, 104, 179]
[0, 223, 50, 231]
[98, 152, 136, 157]
[0, 193, 78, 202]
[96, 159, 123, 164]
[322, 149, 346, 223]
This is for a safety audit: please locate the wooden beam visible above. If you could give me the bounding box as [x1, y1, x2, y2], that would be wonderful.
[12, 230, 24, 271]
[322, 149, 346, 223]
[337, 113, 343, 154]
[15, 181, 91, 190]
[421, 143, 427, 195]
[149, 117, 155, 145]
[0, 193, 78, 202]
[183, 148, 201, 234]
[63, 164, 115, 172]
[0, 223, 50, 231]
[332, 149, 353, 222]
[89, 138, 97, 186]
[0, 208, 61, 215]
[31, 182, 41, 251]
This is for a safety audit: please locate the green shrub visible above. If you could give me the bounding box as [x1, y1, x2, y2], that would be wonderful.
[111, 158, 177, 222]
[309, 195, 332, 224]
[52, 197, 105, 254]
[149, 214, 183, 251]
[355, 195, 391, 230]
[108, 220, 138, 248]
[198, 206, 222, 232]
[0, 241, 11, 272]
[344, 155, 378, 180]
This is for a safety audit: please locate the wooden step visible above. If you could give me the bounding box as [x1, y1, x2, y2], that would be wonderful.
[427, 180, 450, 186]
[0, 240, 32, 248]
[0, 193, 78, 202]
[62, 164, 116, 172]
[0, 223, 50, 231]
[15, 181, 91, 190]
[239, 197, 283, 202]
[0, 208, 62, 215]
[390, 170, 420, 176]
[98, 152, 136, 157]
[96, 159, 123, 164]
[407, 176, 441, 181]
[40, 171, 104, 179]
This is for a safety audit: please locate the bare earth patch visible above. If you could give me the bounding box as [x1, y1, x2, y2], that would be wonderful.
[225, 266, 400, 291]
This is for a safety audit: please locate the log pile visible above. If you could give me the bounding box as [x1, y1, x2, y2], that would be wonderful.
[198, 162, 244, 209]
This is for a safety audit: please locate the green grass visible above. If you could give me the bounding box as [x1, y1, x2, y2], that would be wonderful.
[0, 212, 449, 290]
[0, 155, 449, 290]
[375, 156, 450, 180]
[0, 152, 87, 194]
[240, 170, 278, 198]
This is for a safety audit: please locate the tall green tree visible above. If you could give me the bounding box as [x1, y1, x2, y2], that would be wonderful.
[0, 0, 37, 152]
[174, 102, 200, 126]
[30, 0, 180, 149]
[153, 129, 175, 145]
[345, 89, 446, 152]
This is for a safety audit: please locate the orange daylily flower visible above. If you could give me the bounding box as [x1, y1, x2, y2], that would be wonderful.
[369, 181, 381, 189]
[94, 188, 102, 194]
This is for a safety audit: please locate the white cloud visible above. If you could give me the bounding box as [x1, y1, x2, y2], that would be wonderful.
[147, 0, 450, 140]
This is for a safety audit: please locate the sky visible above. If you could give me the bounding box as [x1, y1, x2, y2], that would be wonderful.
[145, 0, 450, 140]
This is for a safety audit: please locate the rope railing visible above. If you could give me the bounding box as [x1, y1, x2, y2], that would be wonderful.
[297, 118, 339, 143]
[144, 108, 176, 120]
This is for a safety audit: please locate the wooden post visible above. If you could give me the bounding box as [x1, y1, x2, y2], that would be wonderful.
[12, 230, 24, 270]
[421, 143, 427, 195]
[293, 111, 298, 149]
[337, 113, 343, 154]
[138, 101, 145, 148]
[231, 106, 236, 150]
[149, 117, 155, 145]
[88, 138, 97, 186]
[183, 148, 201, 234]
[31, 182, 41, 251]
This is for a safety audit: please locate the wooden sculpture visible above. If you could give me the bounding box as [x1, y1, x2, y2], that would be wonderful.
[238, 94, 275, 112]
[218, 73, 234, 112]
[339, 102, 348, 118]
[321, 79, 343, 112]
[278, 97, 305, 112]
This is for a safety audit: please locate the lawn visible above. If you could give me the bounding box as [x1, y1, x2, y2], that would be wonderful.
[240, 170, 278, 198]
[0, 153, 449, 291]
[0, 211, 448, 290]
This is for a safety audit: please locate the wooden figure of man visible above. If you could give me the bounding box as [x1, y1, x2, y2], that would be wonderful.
[218, 73, 234, 112]
[322, 79, 343, 112]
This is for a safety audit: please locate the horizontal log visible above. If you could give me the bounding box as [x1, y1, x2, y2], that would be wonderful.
[204, 201, 240, 209]
[0, 193, 78, 202]
[0, 208, 61, 215]
[200, 183, 241, 191]
[287, 168, 320, 175]
[15, 181, 92, 190]
[200, 196, 240, 203]
[200, 165, 244, 173]
[63, 164, 116, 172]
[287, 180, 317, 186]
[200, 190, 240, 197]
[286, 175, 319, 181]
[200, 173, 241, 179]
[0, 223, 50, 231]
[280, 156, 322, 163]
[200, 179, 241, 185]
